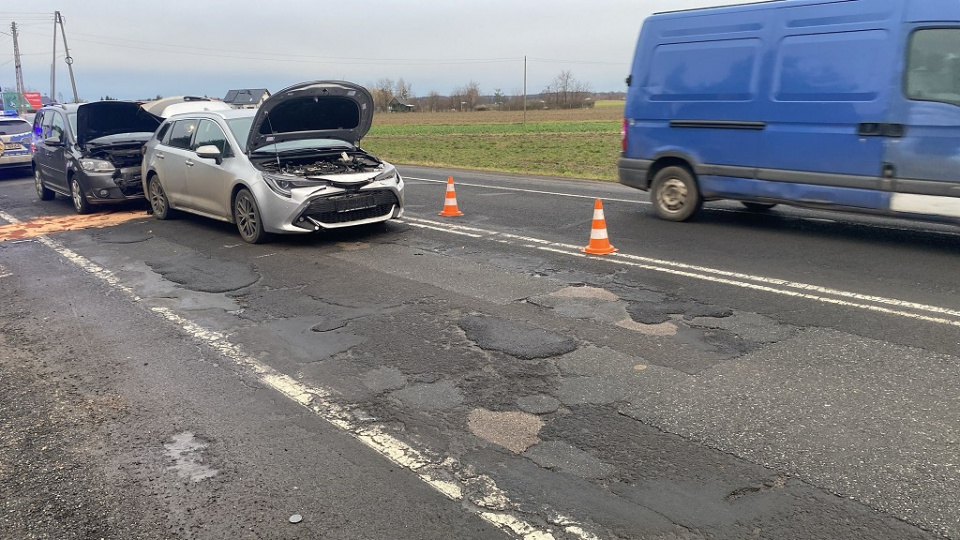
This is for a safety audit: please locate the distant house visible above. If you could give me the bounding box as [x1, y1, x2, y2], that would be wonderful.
[389, 97, 415, 113]
[223, 89, 270, 109]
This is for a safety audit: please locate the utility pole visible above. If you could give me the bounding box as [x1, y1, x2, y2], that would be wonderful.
[57, 12, 79, 103]
[50, 11, 79, 104]
[50, 13, 56, 103]
[523, 55, 527, 126]
[11, 22, 25, 114]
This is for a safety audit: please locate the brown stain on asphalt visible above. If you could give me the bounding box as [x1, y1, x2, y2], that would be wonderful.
[0, 210, 148, 243]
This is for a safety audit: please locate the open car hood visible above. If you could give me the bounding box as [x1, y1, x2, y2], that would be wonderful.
[77, 101, 163, 148]
[139, 96, 232, 118]
[247, 81, 373, 154]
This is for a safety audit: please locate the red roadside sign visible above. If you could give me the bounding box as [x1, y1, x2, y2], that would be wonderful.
[23, 92, 42, 110]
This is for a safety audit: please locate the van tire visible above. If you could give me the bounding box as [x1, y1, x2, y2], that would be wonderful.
[651, 166, 701, 222]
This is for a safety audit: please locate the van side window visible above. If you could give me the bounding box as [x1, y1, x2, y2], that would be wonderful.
[167, 119, 199, 150]
[906, 29, 960, 106]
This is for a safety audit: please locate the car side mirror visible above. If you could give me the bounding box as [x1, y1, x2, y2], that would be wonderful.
[195, 145, 223, 165]
[43, 137, 63, 147]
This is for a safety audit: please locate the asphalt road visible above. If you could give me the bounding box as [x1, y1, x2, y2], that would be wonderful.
[0, 164, 957, 540]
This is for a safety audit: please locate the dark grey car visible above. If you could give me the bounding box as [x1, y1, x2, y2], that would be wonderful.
[32, 101, 162, 213]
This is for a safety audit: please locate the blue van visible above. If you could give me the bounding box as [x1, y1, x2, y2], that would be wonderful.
[619, 0, 960, 224]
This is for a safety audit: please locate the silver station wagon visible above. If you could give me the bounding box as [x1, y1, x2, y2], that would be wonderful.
[141, 81, 405, 243]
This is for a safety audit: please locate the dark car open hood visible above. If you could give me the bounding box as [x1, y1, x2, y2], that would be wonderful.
[76, 101, 163, 148]
[247, 81, 374, 153]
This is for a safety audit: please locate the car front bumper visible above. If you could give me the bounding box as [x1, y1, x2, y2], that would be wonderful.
[256, 175, 405, 234]
[78, 165, 146, 202]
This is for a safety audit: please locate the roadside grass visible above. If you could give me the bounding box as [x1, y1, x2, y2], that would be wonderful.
[364, 106, 624, 180]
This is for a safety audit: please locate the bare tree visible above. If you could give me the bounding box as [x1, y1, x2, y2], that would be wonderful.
[372, 78, 395, 113]
[423, 91, 442, 112]
[542, 71, 591, 109]
[395, 78, 413, 101]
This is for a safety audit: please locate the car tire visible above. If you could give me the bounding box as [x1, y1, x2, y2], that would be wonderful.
[70, 176, 92, 214]
[234, 188, 269, 244]
[741, 201, 778, 211]
[651, 166, 702, 222]
[148, 175, 175, 220]
[35, 167, 54, 201]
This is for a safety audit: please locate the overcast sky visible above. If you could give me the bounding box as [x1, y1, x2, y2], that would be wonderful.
[0, 1, 751, 102]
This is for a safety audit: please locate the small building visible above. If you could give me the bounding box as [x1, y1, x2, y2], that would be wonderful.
[223, 89, 270, 109]
[389, 97, 415, 113]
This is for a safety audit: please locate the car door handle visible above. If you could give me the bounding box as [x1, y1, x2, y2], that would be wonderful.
[156, 152, 165, 159]
[185, 160, 195, 167]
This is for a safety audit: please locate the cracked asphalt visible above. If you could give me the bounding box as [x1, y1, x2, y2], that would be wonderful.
[2, 166, 958, 539]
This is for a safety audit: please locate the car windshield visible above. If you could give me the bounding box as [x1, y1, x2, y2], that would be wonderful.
[251, 138, 354, 155]
[0, 119, 31, 135]
[226, 117, 254, 148]
[68, 113, 78, 138]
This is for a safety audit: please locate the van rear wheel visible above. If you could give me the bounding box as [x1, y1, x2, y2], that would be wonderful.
[651, 166, 701, 221]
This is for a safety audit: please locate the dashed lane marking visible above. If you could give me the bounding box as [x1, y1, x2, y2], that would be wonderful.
[0, 210, 149, 243]
[0, 207, 598, 540]
[399, 216, 960, 328]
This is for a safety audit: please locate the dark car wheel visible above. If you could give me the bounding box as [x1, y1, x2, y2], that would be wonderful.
[35, 168, 54, 201]
[651, 166, 702, 222]
[741, 201, 778, 211]
[70, 176, 92, 214]
[234, 189, 269, 244]
[148, 175, 174, 220]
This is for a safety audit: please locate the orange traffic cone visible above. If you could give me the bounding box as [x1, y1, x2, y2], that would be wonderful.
[583, 199, 617, 255]
[439, 176, 464, 217]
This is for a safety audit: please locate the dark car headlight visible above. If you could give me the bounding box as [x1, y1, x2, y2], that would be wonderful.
[262, 173, 329, 198]
[80, 159, 115, 172]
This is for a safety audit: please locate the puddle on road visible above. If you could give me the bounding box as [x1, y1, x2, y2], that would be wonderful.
[164, 432, 218, 482]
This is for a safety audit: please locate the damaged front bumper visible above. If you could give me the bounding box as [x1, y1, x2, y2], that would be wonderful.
[78, 165, 145, 202]
[256, 174, 405, 234]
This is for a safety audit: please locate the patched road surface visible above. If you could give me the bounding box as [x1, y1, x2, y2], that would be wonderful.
[1, 168, 958, 539]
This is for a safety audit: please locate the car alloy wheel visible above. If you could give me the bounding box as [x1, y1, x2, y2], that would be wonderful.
[149, 176, 172, 220]
[70, 177, 91, 214]
[234, 189, 268, 243]
[35, 168, 54, 201]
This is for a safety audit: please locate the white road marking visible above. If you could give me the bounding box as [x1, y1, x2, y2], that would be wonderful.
[405, 175, 647, 205]
[404, 174, 960, 237]
[400, 216, 960, 328]
[0, 208, 592, 540]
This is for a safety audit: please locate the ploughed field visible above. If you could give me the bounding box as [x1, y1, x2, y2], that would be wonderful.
[363, 101, 623, 180]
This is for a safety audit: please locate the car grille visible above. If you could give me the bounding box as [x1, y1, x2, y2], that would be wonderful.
[300, 189, 399, 225]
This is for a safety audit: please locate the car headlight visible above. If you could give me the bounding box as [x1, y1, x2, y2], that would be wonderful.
[374, 165, 398, 184]
[80, 159, 115, 172]
[262, 173, 329, 198]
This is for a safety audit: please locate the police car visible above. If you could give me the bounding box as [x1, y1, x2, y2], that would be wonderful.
[0, 110, 33, 172]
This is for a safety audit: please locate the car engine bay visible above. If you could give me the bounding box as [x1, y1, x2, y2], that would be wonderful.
[258, 150, 383, 177]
